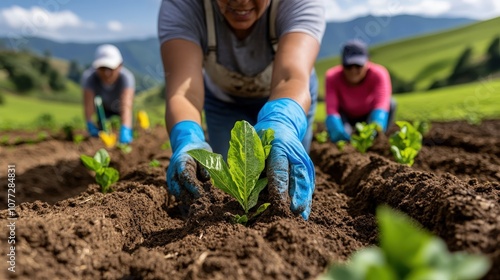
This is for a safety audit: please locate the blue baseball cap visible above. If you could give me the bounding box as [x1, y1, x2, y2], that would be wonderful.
[342, 40, 368, 66]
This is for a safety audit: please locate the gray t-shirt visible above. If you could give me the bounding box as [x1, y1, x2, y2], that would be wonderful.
[81, 67, 135, 114]
[158, 0, 325, 79]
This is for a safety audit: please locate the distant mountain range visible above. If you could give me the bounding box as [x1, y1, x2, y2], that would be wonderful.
[319, 14, 475, 58]
[0, 14, 475, 84]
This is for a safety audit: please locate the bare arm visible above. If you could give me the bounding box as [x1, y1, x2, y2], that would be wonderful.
[120, 87, 135, 127]
[160, 39, 205, 134]
[269, 32, 320, 113]
[83, 88, 95, 122]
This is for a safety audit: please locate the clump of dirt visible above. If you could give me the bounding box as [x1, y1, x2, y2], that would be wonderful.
[0, 120, 499, 279]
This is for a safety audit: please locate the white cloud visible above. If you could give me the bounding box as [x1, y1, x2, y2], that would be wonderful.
[107, 21, 123, 32]
[0, 5, 149, 43]
[323, 0, 500, 21]
[1, 5, 81, 30]
[324, 0, 369, 22]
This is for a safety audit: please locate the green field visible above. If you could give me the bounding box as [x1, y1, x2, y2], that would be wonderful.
[0, 92, 82, 130]
[315, 16, 500, 95]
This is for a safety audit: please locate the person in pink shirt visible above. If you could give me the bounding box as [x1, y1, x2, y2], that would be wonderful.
[325, 40, 396, 142]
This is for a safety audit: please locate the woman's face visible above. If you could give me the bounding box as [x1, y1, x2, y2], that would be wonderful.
[216, 0, 270, 38]
[96, 65, 121, 85]
[343, 64, 368, 85]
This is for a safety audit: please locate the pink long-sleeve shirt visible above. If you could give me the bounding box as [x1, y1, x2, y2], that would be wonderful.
[325, 62, 392, 118]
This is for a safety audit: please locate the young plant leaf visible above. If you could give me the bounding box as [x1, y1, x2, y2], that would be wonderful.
[81, 148, 120, 194]
[94, 148, 111, 167]
[188, 120, 274, 217]
[227, 121, 266, 212]
[390, 121, 422, 166]
[319, 205, 491, 280]
[95, 167, 119, 194]
[187, 149, 239, 201]
[351, 122, 378, 153]
[80, 155, 102, 172]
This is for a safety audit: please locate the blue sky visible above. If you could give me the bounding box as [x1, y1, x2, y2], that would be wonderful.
[0, 0, 499, 43]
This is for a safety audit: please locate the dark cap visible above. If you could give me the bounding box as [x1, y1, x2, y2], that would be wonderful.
[342, 40, 368, 66]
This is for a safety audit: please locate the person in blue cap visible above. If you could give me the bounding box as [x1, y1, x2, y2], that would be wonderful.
[81, 44, 135, 144]
[158, 0, 325, 219]
[325, 39, 396, 142]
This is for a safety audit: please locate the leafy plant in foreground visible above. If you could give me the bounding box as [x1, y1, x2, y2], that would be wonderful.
[390, 121, 422, 166]
[188, 120, 274, 224]
[80, 148, 120, 194]
[319, 205, 491, 280]
[351, 122, 379, 153]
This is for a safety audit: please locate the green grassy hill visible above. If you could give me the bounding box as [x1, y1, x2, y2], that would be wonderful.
[315, 16, 500, 96]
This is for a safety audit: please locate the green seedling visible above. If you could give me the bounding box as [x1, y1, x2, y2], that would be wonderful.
[412, 120, 431, 136]
[80, 148, 120, 194]
[351, 122, 379, 153]
[116, 143, 132, 154]
[188, 120, 273, 225]
[149, 159, 161, 168]
[319, 205, 491, 280]
[390, 121, 422, 166]
[108, 115, 122, 131]
[73, 134, 84, 145]
[336, 140, 347, 152]
[36, 131, 48, 142]
[315, 131, 329, 144]
[161, 141, 171, 150]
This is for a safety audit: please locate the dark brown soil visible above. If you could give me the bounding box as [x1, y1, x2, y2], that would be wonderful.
[1, 120, 499, 280]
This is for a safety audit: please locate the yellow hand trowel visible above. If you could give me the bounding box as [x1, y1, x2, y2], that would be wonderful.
[94, 96, 117, 148]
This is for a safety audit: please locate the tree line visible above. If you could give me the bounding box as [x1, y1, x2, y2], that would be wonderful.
[0, 50, 68, 93]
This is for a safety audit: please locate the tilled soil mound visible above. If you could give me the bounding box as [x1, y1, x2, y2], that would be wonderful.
[0, 120, 499, 280]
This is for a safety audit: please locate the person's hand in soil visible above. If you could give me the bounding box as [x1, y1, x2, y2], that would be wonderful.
[368, 109, 389, 132]
[166, 121, 211, 201]
[119, 125, 133, 144]
[254, 99, 315, 220]
[326, 115, 350, 142]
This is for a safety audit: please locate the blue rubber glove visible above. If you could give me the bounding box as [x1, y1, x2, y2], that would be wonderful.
[86, 121, 99, 137]
[166, 121, 212, 199]
[119, 125, 133, 144]
[254, 98, 315, 220]
[369, 109, 389, 132]
[325, 115, 350, 142]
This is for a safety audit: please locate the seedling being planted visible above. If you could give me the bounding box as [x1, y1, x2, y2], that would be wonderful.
[336, 140, 346, 152]
[116, 143, 132, 154]
[351, 122, 379, 153]
[80, 148, 120, 194]
[149, 159, 161, 168]
[315, 131, 329, 144]
[319, 205, 491, 280]
[188, 120, 273, 225]
[390, 121, 422, 166]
